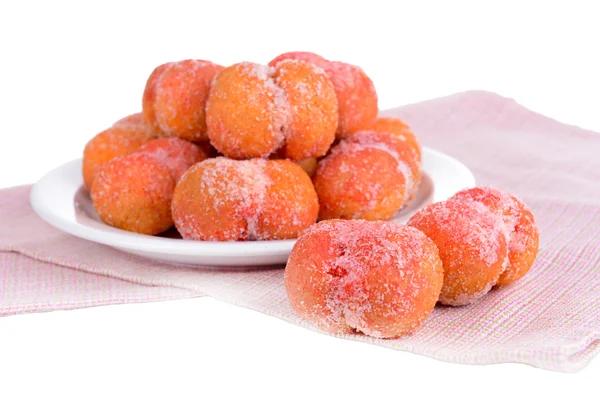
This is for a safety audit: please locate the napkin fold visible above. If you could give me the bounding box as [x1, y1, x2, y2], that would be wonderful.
[1, 91, 599, 372]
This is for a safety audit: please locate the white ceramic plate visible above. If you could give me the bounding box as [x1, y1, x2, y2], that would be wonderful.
[30, 147, 475, 268]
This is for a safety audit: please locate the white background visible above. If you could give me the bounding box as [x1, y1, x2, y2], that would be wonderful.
[1, 1, 599, 399]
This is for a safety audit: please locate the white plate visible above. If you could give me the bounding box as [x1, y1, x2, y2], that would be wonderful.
[30, 147, 475, 268]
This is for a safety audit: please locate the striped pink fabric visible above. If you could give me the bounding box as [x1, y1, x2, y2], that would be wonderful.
[1, 91, 599, 372]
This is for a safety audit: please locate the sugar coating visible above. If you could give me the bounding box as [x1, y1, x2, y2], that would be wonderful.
[244, 62, 290, 152]
[450, 186, 540, 285]
[90, 153, 175, 235]
[138, 137, 208, 182]
[171, 157, 318, 241]
[407, 200, 508, 306]
[284, 220, 443, 338]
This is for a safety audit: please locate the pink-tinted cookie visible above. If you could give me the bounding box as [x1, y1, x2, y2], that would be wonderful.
[324, 61, 378, 138]
[450, 187, 539, 285]
[407, 200, 509, 306]
[143, 60, 224, 141]
[171, 157, 318, 241]
[91, 153, 175, 235]
[285, 219, 443, 338]
[313, 131, 421, 221]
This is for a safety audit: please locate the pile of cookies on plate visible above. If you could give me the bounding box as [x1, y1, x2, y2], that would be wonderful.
[83, 51, 421, 240]
[82, 51, 539, 339]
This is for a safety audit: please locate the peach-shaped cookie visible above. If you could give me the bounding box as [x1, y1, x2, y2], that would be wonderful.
[325, 61, 378, 139]
[347, 130, 421, 205]
[91, 153, 175, 235]
[313, 131, 420, 221]
[407, 200, 508, 306]
[206, 61, 337, 160]
[268, 51, 331, 70]
[171, 157, 318, 241]
[314, 142, 404, 221]
[372, 117, 422, 163]
[138, 137, 208, 181]
[206, 62, 288, 159]
[143, 60, 224, 141]
[82, 125, 154, 190]
[256, 160, 319, 240]
[269, 53, 378, 139]
[450, 187, 539, 285]
[285, 219, 443, 338]
[273, 60, 338, 159]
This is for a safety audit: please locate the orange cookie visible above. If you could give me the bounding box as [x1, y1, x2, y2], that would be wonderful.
[171, 157, 318, 241]
[407, 200, 508, 306]
[313, 131, 420, 221]
[269, 52, 379, 140]
[206, 62, 288, 159]
[347, 130, 421, 205]
[450, 187, 539, 285]
[82, 125, 154, 190]
[206, 61, 337, 160]
[143, 60, 224, 141]
[273, 60, 338, 159]
[91, 153, 175, 235]
[285, 219, 443, 338]
[257, 159, 320, 239]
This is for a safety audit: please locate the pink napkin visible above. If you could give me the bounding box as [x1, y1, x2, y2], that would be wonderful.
[1, 91, 599, 372]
